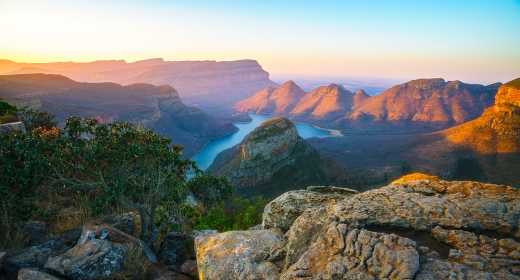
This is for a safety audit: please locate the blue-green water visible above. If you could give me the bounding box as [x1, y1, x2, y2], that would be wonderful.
[191, 114, 334, 170]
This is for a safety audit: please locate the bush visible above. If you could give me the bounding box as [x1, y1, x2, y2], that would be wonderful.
[0, 100, 18, 124]
[0, 111, 235, 249]
[192, 196, 268, 231]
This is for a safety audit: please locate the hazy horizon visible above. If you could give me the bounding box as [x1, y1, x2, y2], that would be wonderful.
[1, 0, 520, 84]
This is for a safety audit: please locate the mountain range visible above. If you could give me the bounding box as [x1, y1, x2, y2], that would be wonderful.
[309, 78, 520, 187]
[0, 58, 276, 106]
[236, 78, 500, 132]
[0, 73, 236, 156]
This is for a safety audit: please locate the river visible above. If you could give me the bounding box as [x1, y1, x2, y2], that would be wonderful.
[191, 114, 339, 170]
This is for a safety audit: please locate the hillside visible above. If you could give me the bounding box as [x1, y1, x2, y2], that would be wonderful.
[234, 80, 305, 114]
[345, 78, 500, 130]
[0, 74, 236, 155]
[408, 80, 520, 184]
[310, 78, 520, 187]
[235, 79, 500, 133]
[208, 117, 346, 197]
[0, 58, 277, 106]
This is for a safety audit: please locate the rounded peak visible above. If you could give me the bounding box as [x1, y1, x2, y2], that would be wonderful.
[246, 117, 296, 142]
[354, 89, 369, 96]
[281, 80, 297, 86]
[505, 78, 520, 90]
[404, 78, 446, 89]
[259, 117, 294, 129]
[312, 83, 350, 95]
[276, 80, 304, 94]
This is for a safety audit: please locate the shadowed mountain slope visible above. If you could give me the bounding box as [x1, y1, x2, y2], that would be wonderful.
[208, 117, 347, 197]
[236, 79, 500, 133]
[0, 74, 236, 156]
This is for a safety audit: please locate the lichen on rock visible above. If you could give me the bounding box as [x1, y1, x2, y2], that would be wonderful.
[195, 175, 520, 279]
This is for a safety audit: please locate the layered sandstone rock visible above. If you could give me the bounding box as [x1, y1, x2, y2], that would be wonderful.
[195, 175, 520, 279]
[235, 78, 499, 132]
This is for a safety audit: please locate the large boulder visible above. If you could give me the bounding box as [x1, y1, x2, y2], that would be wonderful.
[3, 229, 80, 277]
[44, 239, 126, 280]
[195, 175, 520, 279]
[195, 229, 284, 280]
[262, 187, 357, 232]
[43, 224, 140, 280]
[282, 225, 420, 279]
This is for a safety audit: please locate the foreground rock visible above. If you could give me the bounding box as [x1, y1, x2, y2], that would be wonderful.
[44, 224, 144, 280]
[195, 174, 520, 279]
[17, 268, 62, 280]
[3, 229, 80, 277]
[195, 230, 284, 280]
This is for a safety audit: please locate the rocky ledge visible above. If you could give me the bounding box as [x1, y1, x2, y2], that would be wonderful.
[195, 173, 520, 279]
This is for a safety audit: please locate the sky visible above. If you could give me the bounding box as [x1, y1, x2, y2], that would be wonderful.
[1, 0, 519, 84]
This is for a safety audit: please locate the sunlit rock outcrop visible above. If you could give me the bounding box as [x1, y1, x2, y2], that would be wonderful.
[195, 174, 520, 279]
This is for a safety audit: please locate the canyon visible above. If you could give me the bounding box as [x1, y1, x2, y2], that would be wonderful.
[0, 58, 276, 106]
[236, 78, 499, 133]
[208, 117, 347, 197]
[0, 73, 236, 156]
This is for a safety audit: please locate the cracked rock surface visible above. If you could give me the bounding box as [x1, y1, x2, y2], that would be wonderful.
[195, 174, 520, 279]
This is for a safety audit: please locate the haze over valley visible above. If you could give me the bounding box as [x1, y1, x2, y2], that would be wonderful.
[1, 1, 520, 280]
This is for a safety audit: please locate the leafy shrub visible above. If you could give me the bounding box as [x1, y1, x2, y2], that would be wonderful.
[192, 196, 268, 231]
[0, 100, 18, 124]
[0, 110, 234, 249]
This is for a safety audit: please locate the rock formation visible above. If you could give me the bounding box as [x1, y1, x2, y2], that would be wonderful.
[347, 79, 498, 127]
[408, 78, 520, 184]
[195, 174, 520, 279]
[0, 74, 236, 155]
[0, 58, 276, 105]
[208, 117, 342, 196]
[235, 79, 499, 133]
[234, 81, 305, 114]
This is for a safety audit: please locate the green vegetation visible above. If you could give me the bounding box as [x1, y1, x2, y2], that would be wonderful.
[190, 196, 268, 231]
[0, 108, 264, 250]
[247, 117, 293, 142]
[0, 99, 18, 124]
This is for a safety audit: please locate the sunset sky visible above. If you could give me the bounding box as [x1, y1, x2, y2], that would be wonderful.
[1, 0, 519, 83]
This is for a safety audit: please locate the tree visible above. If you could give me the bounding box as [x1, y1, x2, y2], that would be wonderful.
[0, 112, 234, 253]
[18, 107, 56, 131]
[0, 100, 18, 124]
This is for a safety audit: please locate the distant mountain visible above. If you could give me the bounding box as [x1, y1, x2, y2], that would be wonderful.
[235, 78, 500, 133]
[309, 78, 520, 187]
[408, 78, 520, 184]
[234, 81, 305, 114]
[290, 84, 358, 121]
[208, 117, 345, 197]
[0, 58, 276, 106]
[0, 74, 236, 156]
[345, 78, 500, 131]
